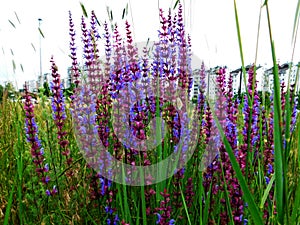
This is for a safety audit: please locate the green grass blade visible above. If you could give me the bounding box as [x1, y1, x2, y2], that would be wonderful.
[14, 12, 21, 24]
[8, 20, 16, 28]
[179, 184, 192, 225]
[203, 182, 212, 225]
[173, 0, 180, 10]
[140, 168, 147, 225]
[233, 0, 248, 100]
[122, 8, 126, 19]
[3, 173, 17, 225]
[80, 2, 88, 18]
[290, 178, 300, 223]
[38, 27, 45, 38]
[260, 174, 275, 209]
[292, 0, 300, 45]
[121, 165, 133, 224]
[265, 3, 285, 223]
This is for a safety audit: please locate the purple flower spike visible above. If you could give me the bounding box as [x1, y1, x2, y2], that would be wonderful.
[69, 11, 80, 88]
[50, 57, 72, 167]
[23, 83, 50, 190]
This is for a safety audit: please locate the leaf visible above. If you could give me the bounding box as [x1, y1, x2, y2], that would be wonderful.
[31, 43, 36, 52]
[233, 0, 248, 99]
[14, 11, 21, 24]
[93, 13, 101, 26]
[291, 0, 300, 45]
[12, 60, 16, 73]
[106, 6, 110, 20]
[3, 174, 17, 225]
[173, 0, 180, 10]
[260, 175, 275, 209]
[10, 49, 14, 56]
[265, 3, 285, 223]
[80, 2, 88, 18]
[20, 64, 24, 72]
[38, 27, 45, 38]
[179, 184, 192, 225]
[110, 10, 113, 21]
[262, 0, 268, 7]
[8, 20, 16, 28]
[291, 121, 300, 223]
[122, 8, 126, 19]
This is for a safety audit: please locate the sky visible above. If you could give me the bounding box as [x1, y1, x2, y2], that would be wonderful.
[0, 0, 299, 89]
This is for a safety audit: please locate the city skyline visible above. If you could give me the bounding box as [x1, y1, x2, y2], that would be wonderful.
[0, 0, 300, 89]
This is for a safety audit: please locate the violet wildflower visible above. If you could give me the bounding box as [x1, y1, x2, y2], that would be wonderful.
[50, 57, 72, 166]
[156, 213, 161, 224]
[24, 83, 51, 192]
[264, 93, 274, 175]
[176, 4, 189, 91]
[125, 20, 139, 82]
[89, 10, 102, 85]
[185, 177, 195, 209]
[68, 11, 80, 88]
[290, 95, 298, 132]
[81, 16, 93, 68]
[172, 168, 184, 209]
[155, 189, 173, 225]
[169, 219, 175, 225]
[46, 185, 58, 197]
[203, 66, 245, 224]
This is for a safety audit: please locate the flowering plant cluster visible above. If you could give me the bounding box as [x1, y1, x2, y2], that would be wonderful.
[18, 3, 299, 225]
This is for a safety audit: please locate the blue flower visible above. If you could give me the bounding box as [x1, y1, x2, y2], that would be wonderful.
[156, 213, 161, 224]
[100, 178, 105, 196]
[46, 189, 51, 196]
[44, 163, 49, 172]
[45, 176, 50, 184]
[265, 176, 270, 185]
[169, 219, 175, 224]
[113, 214, 119, 225]
[105, 206, 113, 215]
[267, 164, 273, 175]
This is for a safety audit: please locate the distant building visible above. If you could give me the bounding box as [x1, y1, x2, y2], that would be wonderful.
[37, 72, 53, 89]
[26, 80, 38, 92]
[67, 67, 73, 89]
[191, 68, 201, 100]
[67, 64, 87, 88]
[230, 65, 264, 95]
[264, 62, 299, 93]
[206, 66, 228, 102]
[191, 66, 230, 102]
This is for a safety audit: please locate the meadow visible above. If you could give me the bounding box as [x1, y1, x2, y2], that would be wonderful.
[1, 1, 300, 224]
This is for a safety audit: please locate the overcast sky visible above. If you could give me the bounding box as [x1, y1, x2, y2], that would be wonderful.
[0, 0, 299, 88]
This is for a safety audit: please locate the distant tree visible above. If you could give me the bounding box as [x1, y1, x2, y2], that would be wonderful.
[63, 83, 76, 98]
[4, 82, 16, 100]
[0, 84, 3, 102]
[43, 82, 51, 97]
